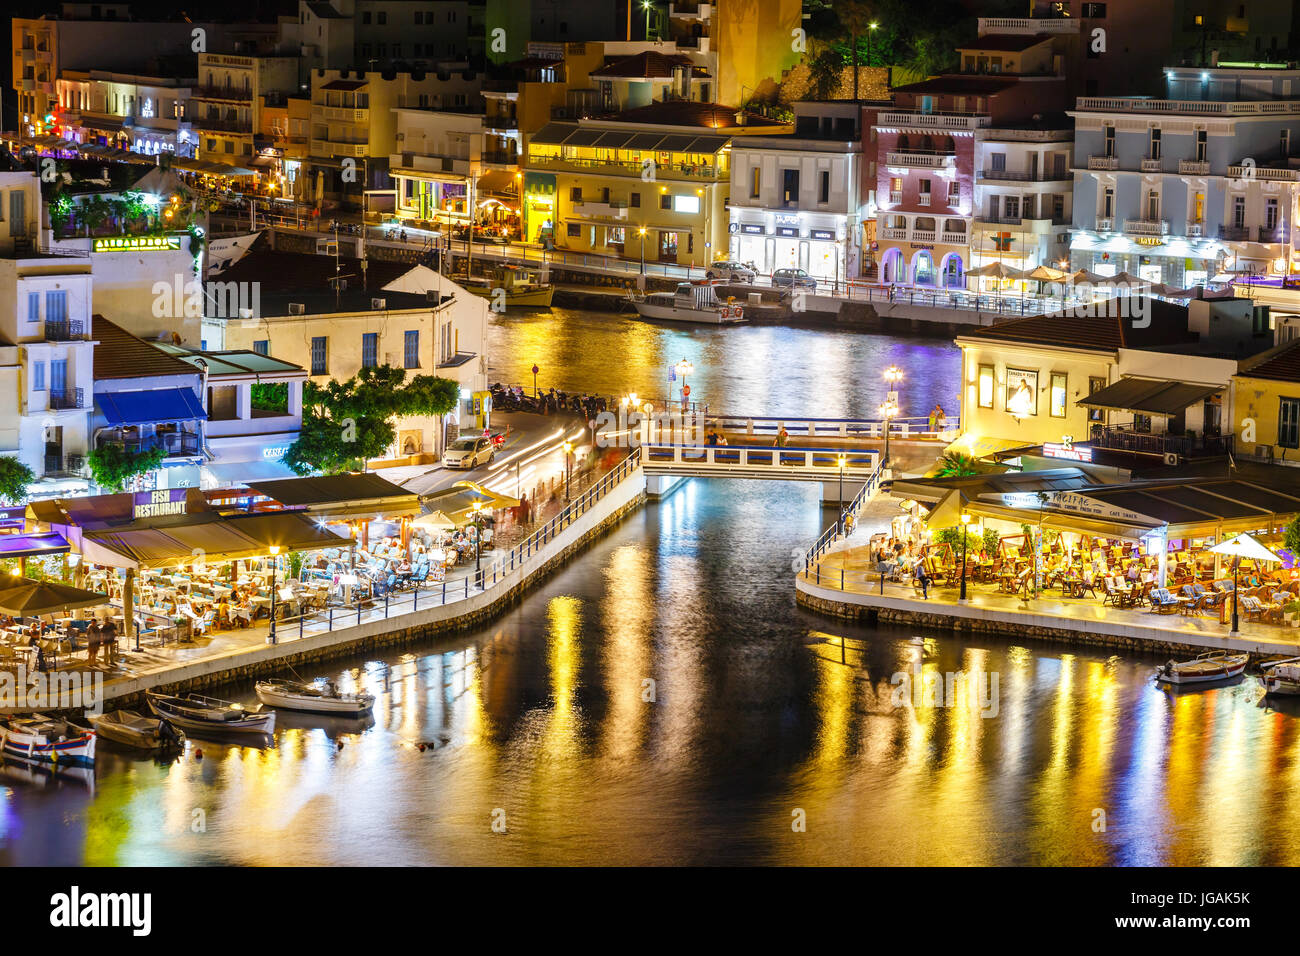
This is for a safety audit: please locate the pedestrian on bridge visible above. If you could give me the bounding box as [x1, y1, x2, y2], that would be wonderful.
[773, 427, 789, 448]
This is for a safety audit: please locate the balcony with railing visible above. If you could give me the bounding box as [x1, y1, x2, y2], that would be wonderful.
[1077, 98, 1300, 115]
[1227, 164, 1300, 182]
[978, 167, 1072, 182]
[526, 153, 725, 181]
[1179, 159, 1211, 175]
[877, 111, 990, 131]
[1087, 155, 1119, 170]
[1258, 225, 1291, 244]
[48, 386, 85, 411]
[1123, 218, 1169, 237]
[315, 105, 369, 123]
[98, 430, 202, 458]
[1219, 224, 1251, 241]
[313, 138, 369, 158]
[1187, 221, 1204, 237]
[878, 225, 908, 240]
[195, 115, 252, 134]
[482, 113, 518, 129]
[193, 85, 253, 102]
[1090, 425, 1233, 459]
[885, 150, 954, 169]
[941, 230, 968, 244]
[1096, 217, 1115, 231]
[1140, 157, 1163, 172]
[910, 228, 937, 243]
[44, 319, 86, 341]
[481, 149, 519, 166]
[888, 190, 903, 204]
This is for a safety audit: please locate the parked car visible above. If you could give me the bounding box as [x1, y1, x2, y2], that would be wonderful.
[772, 268, 818, 290]
[442, 436, 494, 469]
[705, 260, 756, 283]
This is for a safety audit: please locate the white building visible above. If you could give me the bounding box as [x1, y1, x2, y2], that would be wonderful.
[728, 101, 862, 285]
[0, 170, 94, 499]
[57, 67, 196, 158]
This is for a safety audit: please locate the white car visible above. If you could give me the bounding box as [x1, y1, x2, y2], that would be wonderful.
[442, 436, 494, 469]
[705, 260, 757, 283]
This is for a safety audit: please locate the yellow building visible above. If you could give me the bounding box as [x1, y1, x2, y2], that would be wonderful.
[523, 101, 786, 268]
[1234, 338, 1300, 465]
[711, 0, 803, 106]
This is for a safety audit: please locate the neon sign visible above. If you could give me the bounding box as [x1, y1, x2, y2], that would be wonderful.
[93, 235, 182, 253]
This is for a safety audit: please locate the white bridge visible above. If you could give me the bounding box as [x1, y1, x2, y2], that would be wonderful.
[639, 441, 881, 504]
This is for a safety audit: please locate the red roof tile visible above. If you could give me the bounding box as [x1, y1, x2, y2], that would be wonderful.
[1240, 337, 1300, 382]
[92, 316, 201, 380]
[591, 51, 696, 79]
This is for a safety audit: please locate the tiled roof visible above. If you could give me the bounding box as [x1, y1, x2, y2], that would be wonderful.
[92, 316, 200, 380]
[956, 34, 1051, 52]
[591, 51, 696, 79]
[209, 250, 412, 292]
[602, 100, 786, 129]
[1239, 337, 1300, 382]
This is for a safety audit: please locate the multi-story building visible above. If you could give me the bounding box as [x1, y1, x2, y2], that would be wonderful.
[390, 107, 487, 230]
[0, 171, 95, 499]
[524, 102, 787, 267]
[1233, 337, 1300, 466]
[1068, 65, 1300, 288]
[56, 64, 197, 158]
[192, 51, 301, 165]
[728, 101, 863, 285]
[12, 6, 277, 137]
[200, 251, 488, 458]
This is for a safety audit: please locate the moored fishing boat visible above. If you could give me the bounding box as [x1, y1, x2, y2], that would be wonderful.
[632, 281, 744, 324]
[146, 692, 276, 736]
[1260, 657, 1300, 696]
[0, 714, 96, 766]
[255, 679, 375, 716]
[89, 709, 185, 750]
[1154, 650, 1249, 685]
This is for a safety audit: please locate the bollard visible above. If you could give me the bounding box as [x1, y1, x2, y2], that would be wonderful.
[329, 607, 334, 630]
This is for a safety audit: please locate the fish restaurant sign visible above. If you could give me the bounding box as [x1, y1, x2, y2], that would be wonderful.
[133, 489, 187, 519]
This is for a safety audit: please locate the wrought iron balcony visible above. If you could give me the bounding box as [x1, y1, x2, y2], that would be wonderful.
[48, 386, 84, 410]
[44, 319, 85, 341]
[1090, 425, 1233, 459]
[43, 453, 85, 477]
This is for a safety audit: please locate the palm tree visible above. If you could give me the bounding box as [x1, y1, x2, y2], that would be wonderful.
[934, 452, 979, 477]
[838, 0, 874, 102]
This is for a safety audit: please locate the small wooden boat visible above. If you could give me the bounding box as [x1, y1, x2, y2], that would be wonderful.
[89, 709, 185, 750]
[255, 679, 375, 716]
[146, 692, 276, 736]
[1260, 657, 1300, 696]
[1154, 650, 1249, 685]
[0, 714, 96, 766]
[461, 265, 554, 307]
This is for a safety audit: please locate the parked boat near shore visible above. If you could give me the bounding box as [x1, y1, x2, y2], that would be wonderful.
[1260, 657, 1300, 696]
[632, 282, 745, 324]
[147, 692, 276, 737]
[255, 679, 375, 716]
[1155, 651, 1249, 685]
[89, 710, 185, 750]
[0, 714, 97, 766]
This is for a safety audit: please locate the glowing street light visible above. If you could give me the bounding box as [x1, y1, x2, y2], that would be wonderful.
[837, 454, 847, 534]
[879, 398, 899, 468]
[562, 440, 573, 500]
[268, 545, 281, 644]
[959, 512, 971, 601]
[675, 358, 694, 405]
[638, 225, 648, 277]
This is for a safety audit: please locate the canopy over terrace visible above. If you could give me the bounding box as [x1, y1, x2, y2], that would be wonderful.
[241, 473, 422, 520]
[1077, 377, 1221, 416]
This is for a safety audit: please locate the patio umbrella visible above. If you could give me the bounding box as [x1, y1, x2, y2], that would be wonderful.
[1209, 533, 1283, 634]
[1068, 268, 1110, 285]
[412, 510, 456, 531]
[964, 262, 1025, 280]
[0, 580, 109, 616]
[1024, 265, 1068, 296]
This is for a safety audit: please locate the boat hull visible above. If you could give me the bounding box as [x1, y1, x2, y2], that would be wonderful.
[147, 695, 276, 737]
[632, 302, 744, 324]
[255, 683, 374, 715]
[1155, 658, 1249, 685]
[465, 285, 554, 307]
[89, 712, 179, 749]
[0, 726, 96, 766]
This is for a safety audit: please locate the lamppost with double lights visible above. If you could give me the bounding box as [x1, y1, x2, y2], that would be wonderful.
[472, 501, 484, 579]
[562, 440, 573, 500]
[878, 398, 898, 469]
[675, 358, 693, 408]
[959, 512, 970, 601]
[638, 226, 647, 277]
[268, 545, 281, 644]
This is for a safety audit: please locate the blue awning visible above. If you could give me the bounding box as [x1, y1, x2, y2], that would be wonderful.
[98, 388, 206, 426]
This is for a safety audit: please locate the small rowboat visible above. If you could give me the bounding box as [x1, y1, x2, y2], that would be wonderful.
[147, 692, 276, 736]
[255, 679, 375, 716]
[1155, 651, 1249, 685]
[0, 714, 96, 766]
[89, 709, 185, 750]
[1260, 657, 1300, 696]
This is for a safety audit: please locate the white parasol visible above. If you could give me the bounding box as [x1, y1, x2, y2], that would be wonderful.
[1209, 533, 1283, 633]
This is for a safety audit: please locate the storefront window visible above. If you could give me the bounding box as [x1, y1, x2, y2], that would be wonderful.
[978, 365, 994, 408]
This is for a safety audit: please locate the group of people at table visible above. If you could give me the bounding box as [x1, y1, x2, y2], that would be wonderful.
[870, 536, 1299, 624]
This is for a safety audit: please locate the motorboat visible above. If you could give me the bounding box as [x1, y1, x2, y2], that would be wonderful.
[461, 264, 554, 308]
[1260, 657, 1300, 696]
[89, 709, 185, 750]
[146, 692, 276, 736]
[632, 281, 745, 324]
[1154, 650, 1249, 685]
[255, 679, 375, 716]
[0, 714, 96, 766]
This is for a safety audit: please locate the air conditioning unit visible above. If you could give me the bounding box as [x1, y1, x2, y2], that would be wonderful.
[371, 297, 387, 310]
[288, 302, 306, 315]
[1163, 452, 1180, 466]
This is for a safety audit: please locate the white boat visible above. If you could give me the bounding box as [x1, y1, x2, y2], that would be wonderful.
[632, 281, 745, 324]
[89, 709, 185, 750]
[255, 679, 375, 716]
[1154, 650, 1249, 685]
[1260, 657, 1300, 696]
[0, 714, 96, 766]
[147, 692, 276, 736]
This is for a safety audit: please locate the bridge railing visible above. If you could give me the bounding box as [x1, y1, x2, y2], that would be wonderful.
[803, 459, 887, 570]
[709, 414, 959, 441]
[641, 442, 879, 471]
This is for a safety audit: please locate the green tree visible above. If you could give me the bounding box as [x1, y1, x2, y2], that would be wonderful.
[283, 412, 394, 476]
[933, 451, 979, 477]
[1284, 514, 1300, 556]
[0, 456, 35, 505]
[87, 445, 167, 492]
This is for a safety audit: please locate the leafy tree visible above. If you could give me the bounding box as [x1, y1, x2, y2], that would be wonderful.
[0, 456, 35, 505]
[1284, 514, 1300, 556]
[87, 445, 166, 493]
[250, 381, 288, 413]
[283, 365, 458, 475]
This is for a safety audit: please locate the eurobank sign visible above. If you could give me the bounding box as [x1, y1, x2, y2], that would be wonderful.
[93, 235, 183, 253]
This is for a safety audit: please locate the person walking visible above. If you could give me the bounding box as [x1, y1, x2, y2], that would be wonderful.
[914, 555, 932, 599]
[85, 620, 101, 666]
[773, 427, 789, 448]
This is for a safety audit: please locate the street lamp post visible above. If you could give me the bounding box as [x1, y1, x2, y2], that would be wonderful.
[867, 21, 879, 68]
[472, 501, 483, 580]
[878, 398, 898, 469]
[562, 440, 573, 500]
[959, 512, 970, 601]
[638, 226, 647, 279]
[643, 0, 653, 40]
[268, 545, 281, 644]
[675, 358, 693, 408]
[837, 454, 847, 534]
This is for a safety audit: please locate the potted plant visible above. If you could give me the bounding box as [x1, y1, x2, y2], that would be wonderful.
[1286, 601, 1300, 627]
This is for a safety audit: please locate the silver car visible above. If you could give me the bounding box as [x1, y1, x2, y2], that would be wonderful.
[705, 260, 757, 283]
[442, 436, 494, 469]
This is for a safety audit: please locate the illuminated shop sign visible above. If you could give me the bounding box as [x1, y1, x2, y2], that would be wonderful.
[133, 488, 187, 519]
[1043, 441, 1093, 462]
[810, 230, 835, 241]
[93, 235, 182, 253]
